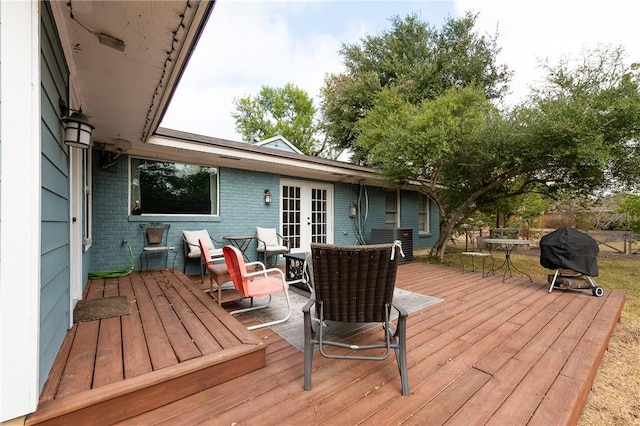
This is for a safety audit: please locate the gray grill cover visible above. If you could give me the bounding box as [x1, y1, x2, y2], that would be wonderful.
[539, 227, 599, 276]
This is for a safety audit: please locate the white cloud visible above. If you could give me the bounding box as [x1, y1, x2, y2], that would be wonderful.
[162, 1, 356, 141]
[454, 0, 640, 106]
[163, 1, 640, 141]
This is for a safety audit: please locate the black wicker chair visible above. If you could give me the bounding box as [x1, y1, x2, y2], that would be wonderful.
[303, 242, 409, 395]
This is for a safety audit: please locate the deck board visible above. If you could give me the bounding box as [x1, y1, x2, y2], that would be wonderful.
[27, 268, 265, 425]
[132, 273, 178, 370]
[55, 321, 99, 398]
[118, 275, 153, 378]
[29, 261, 623, 425]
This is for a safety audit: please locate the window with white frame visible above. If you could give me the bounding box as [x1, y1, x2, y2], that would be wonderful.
[130, 157, 218, 215]
[418, 194, 431, 233]
[385, 189, 399, 227]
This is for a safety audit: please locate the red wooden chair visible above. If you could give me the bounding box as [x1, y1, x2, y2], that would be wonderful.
[223, 245, 292, 330]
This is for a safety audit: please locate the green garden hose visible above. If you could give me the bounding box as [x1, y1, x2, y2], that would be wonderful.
[88, 243, 134, 279]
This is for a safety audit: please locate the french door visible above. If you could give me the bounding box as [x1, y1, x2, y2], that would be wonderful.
[281, 179, 333, 253]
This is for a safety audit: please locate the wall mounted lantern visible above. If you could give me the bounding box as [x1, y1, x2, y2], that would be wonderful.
[62, 109, 94, 149]
[264, 189, 272, 205]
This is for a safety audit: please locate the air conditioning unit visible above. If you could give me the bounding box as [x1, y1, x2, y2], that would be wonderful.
[371, 228, 413, 264]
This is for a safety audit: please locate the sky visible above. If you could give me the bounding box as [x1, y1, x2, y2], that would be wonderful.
[160, 0, 640, 142]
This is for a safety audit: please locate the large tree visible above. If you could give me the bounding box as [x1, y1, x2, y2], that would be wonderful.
[320, 11, 511, 162]
[355, 46, 640, 259]
[232, 83, 317, 155]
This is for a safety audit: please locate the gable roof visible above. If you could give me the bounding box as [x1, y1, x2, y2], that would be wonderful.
[255, 136, 304, 154]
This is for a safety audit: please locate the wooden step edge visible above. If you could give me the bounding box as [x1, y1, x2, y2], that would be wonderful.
[26, 343, 265, 425]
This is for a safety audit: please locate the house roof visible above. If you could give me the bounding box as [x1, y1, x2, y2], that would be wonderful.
[50, 0, 215, 147]
[49, 1, 390, 189]
[143, 128, 388, 187]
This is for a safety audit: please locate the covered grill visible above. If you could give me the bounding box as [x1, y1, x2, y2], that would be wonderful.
[539, 227, 604, 297]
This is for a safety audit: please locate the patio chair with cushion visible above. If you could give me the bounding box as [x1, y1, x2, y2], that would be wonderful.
[256, 226, 289, 265]
[198, 239, 243, 306]
[183, 229, 224, 282]
[303, 242, 410, 395]
[223, 245, 292, 330]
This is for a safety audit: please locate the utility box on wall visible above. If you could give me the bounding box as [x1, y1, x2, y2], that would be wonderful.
[371, 228, 413, 264]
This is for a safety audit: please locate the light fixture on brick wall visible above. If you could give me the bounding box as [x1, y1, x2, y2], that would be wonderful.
[264, 189, 272, 205]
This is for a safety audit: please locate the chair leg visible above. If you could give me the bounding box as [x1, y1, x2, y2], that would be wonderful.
[229, 288, 293, 330]
[303, 306, 314, 390]
[247, 288, 292, 330]
[394, 315, 410, 396]
[171, 249, 177, 270]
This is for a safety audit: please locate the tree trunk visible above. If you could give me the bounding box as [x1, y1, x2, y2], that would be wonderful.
[429, 218, 459, 261]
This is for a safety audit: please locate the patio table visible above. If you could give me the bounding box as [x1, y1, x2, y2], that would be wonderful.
[223, 235, 256, 262]
[483, 238, 534, 282]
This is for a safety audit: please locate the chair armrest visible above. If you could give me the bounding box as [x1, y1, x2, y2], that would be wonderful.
[182, 235, 197, 251]
[302, 292, 316, 314]
[276, 232, 289, 249]
[245, 261, 266, 272]
[244, 267, 285, 281]
[392, 301, 408, 318]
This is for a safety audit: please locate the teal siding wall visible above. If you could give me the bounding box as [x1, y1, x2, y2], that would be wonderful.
[91, 155, 439, 273]
[39, 1, 71, 391]
[333, 182, 356, 245]
[400, 189, 439, 249]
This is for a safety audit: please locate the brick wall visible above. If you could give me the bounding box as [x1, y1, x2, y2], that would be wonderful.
[90, 153, 437, 273]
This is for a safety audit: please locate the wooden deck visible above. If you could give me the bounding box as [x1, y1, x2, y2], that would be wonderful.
[26, 270, 264, 425]
[29, 261, 624, 425]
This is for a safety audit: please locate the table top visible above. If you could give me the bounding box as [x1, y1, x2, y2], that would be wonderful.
[484, 238, 534, 245]
[283, 252, 307, 260]
[223, 235, 255, 241]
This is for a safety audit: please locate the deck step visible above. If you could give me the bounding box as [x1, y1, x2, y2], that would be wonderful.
[26, 345, 265, 425]
[26, 270, 266, 425]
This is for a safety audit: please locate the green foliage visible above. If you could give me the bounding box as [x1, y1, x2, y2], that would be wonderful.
[321, 11, 511, 162]
[516, 46, 640, 195]
[232, 83, 318, 155]
[619, 194, 640, 232]
[353, 44, 640, 259]
[355, 84, 494, 188]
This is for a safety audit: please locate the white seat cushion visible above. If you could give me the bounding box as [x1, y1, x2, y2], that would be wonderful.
[257, 244, 288, 253]
[256, 227, 279, 250]
[183, 230, 216, 259]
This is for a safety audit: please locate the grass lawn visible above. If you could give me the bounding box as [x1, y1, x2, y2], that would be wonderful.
[430, 246, 639, 425]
